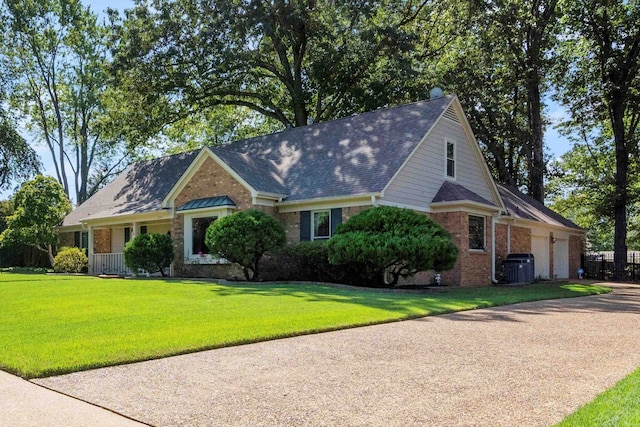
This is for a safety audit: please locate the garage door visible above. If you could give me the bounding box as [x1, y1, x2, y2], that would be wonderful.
[531, 236, 549, 279]
[553, 239, 569, 279]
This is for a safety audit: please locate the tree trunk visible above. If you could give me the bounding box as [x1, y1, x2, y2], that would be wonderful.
[47, 244, 55, 267]
[611, 101, 628, 281]
[525, 27, 546, 203]
[527, 75, 545, 202]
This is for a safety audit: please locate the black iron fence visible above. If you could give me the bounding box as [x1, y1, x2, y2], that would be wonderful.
[581, 252, 640, 282]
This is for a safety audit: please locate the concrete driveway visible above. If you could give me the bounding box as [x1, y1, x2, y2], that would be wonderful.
[23, 283, 640, 426]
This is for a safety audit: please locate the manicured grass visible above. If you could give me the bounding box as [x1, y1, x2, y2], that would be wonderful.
[555, 366, 640, 426]
[0, 273, 609, 379]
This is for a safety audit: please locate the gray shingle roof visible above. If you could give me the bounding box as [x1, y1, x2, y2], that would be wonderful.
[211, 148, 287, 195]
[216, 96, 454, 201]
[498, 184, 582, 230]
[432, 181, 497, 207]
[62, 151, 198, 227]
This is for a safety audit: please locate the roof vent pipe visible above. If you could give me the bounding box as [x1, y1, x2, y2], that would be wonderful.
[429, 87, 444, 99]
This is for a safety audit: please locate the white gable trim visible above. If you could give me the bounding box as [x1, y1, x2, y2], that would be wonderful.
[448, 99, 506, 211]
[162, 147, 265, 209]
[381, 96, 505, 212]
[380, 97, 455, 198]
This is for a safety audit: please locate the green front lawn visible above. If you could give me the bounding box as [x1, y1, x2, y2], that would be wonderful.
[0, 273, 609, 379]
[555, 366, 640, 426]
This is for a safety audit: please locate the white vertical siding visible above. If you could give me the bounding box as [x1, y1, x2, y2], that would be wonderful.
[553, 239, 570, 279]
[383, 116, 498, 208]
[531, 235, 550, 279]
[111, 227, 126, 253]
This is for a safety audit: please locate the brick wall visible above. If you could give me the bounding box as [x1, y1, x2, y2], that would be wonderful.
[495, 224, 508, 262]
[569, 234, 584, 279]
[279, 205, 371, 244]
[171, 156, 277, 278]
[429, 211, 492, 287]
[510, 226, 531, 254]
[93, 229, 111, 253]
[279, 211, 301, 244]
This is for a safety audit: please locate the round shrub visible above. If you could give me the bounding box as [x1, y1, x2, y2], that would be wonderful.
[53, 247, 88, 273]
[124, 233, 174, 276]
[327, 206, 458, 286]
[205, 209, 286, 281]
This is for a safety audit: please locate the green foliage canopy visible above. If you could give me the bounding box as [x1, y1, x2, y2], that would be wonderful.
[0, 176, 71, 266]
[0, 0, 128, 203]
[553, 0, 640, 276]
[124, 233, 174, 276]
[327, 206, 458, 286]
[0, 111, 40, 190]
[205, 209, 286, 281]
[107, 0, 448, 144]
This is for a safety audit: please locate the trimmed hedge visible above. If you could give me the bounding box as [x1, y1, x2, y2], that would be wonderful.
[327, 206, 458, 286]
[205, 209, 286, 281]
[53, 247, 88, 273]
[124, 233, 174, 276]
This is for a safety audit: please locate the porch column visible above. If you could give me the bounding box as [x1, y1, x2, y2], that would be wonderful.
[132, 222, 138, 239]
[87, 226, 94, 274]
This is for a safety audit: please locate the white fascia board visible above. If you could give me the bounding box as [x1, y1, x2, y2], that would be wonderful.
[255, 191, 286, 201]
[495, 214, 585, 235]
[430, 200, 500, 215]
[276, 193, 379, 213]
[376, 199, 431, 213]
[176, 205, 236, 216]
[80, 210, 171, 228]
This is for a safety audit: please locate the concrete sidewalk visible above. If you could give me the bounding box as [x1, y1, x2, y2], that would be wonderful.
[0, 370, 145, 426]
[27, 282, 640, 427]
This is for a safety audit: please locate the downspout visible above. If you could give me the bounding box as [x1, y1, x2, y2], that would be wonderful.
[491, 213, 498, 284]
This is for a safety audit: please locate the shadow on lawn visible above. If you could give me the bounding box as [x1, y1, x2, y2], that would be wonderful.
[206, 283, 467, 317]
[204, 282, 631, 321]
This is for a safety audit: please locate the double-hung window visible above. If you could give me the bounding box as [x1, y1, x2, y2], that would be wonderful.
[469, 215, 485, 250]
[445, 140, 456, 179]
[300, 209, 342, 241]
[312, 211, 331, 240]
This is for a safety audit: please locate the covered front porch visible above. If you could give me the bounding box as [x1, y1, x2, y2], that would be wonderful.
[88, 220, 171, 275]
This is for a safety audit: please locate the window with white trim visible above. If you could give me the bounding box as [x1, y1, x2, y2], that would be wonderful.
[312, 210, 331, 240]
[191, 216, 217, 255]
[183, 209, 233, 263]
[469, 215, 485, 250]
[445, 140, 456, 179]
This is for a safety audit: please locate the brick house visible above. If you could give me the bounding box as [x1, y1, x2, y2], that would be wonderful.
[59, 94, 584, 286]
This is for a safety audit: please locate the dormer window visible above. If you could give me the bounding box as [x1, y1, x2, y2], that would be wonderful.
[445, 140, 456, 179]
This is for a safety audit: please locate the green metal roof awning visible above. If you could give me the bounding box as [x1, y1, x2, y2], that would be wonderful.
[177, 195, 236, 211]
